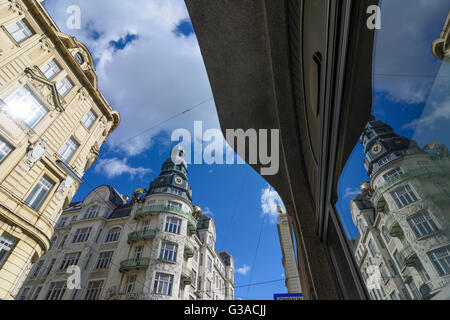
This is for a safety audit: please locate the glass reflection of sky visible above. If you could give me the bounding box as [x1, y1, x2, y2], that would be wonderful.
[337, 0, 450, 239]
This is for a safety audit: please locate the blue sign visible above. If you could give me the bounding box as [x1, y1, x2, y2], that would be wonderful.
[274, 293, 303, 300]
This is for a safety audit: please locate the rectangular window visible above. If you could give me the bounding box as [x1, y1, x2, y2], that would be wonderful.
[58, 235, 68, 249]
[389, 291, 401, 300]
[192, 270, 197, 288]
[153, 273, 174, 295]
[167, 200, 182, 210]
[4, 85, 48, 128]
[165, 216, 181, 234]
[407, 211, 438, 238]
[59, 252, 81, 270]
[45, 281, 66, 300]
[72, 227, 91, 243]
[380, 263, 390, 282]
[31, 286, 42, 300]
[5, 19, 33, 43]
[134, 245, 143, 259]
[96, 251, 113, 269]
[383, 167, 402, 180]
[17, 287, 30, 300]
[84, 280, 104, 300]
[56, 77, 73, 97]
[125, 275, 137, 293]
[428, 246, 450, 276]
[46, 259, 56, 275]
[393, 249, 405, 271]
[59, 137, 79, 162]
[159, 242, 177, 262]
[40, 59, 61, 80]
[193, 248, 198, 262]
[0, 136, 13, 163]
[25, 177, 53, 210]
[81, 109, 97, 129]
[391, 185, 418, 209]
[141, 220, 150, 231]
[207, 256, 212, 272]
[377, 154, 391, 166]
[206, 278, 211, 294]
[0, 233, 17, 268]
[56, 217, 68, 228]
[30, 259, 44, 278]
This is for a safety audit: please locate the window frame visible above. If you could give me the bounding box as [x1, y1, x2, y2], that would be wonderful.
[25, 176, 54, 211]
[5, 19, 34, 44]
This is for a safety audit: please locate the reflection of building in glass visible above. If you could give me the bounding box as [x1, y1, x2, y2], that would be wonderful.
[351, 117, 450, 300]
[432, 10, 450, 62]
[277, 206, 302, 294]
[19, 149, 235, 300]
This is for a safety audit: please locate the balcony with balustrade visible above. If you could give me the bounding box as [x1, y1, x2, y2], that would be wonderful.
[119, 257, 150, 272]
[127, 229, 157, 244]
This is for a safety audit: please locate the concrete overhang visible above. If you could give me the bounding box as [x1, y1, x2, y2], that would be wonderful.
[186, 0, 375, 299]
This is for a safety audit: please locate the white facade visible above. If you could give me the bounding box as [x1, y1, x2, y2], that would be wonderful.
[19, 154, 235, 300]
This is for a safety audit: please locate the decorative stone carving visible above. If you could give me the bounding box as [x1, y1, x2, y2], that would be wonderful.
[21, 139, 47, 171]
[84, 142, 100, 172]
[7, 0, 24, 15]
[102, 121, 113, 137]
[55, 176, 74, 200]
[38, 36, 54, 53]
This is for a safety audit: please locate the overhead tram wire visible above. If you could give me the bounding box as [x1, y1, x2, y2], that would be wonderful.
[243, 187, 269, 300]
[100, 96, 213, 157]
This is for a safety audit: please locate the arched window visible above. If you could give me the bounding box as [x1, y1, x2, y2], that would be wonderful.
[105, 227, 121, 243]
[84, 205, 100, 219]
[74, 52, 84, 65]
[382, 225, 391, 244]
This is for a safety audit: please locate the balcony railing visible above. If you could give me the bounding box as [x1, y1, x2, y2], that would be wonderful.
[119, 257, 150, 272]
[180, 267, 192, 286]
[134, 205, 197, 233]
[184, 238, 195, 258]
[384, 215, 403, 238]
[127, 229, 157, 243]
[399, 245, 420, 269]
[371, 166, 450, 209]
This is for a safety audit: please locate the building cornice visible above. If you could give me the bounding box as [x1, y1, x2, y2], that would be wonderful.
[23, 0, 120, 136]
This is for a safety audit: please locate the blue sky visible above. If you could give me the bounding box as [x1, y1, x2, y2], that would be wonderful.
[42, 0, 450, 299]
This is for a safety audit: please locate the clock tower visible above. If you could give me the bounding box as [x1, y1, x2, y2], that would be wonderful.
[147, 146, 193, 202]
[360, 116, 422, 177]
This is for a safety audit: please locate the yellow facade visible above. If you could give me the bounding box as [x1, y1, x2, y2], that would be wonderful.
[0, 0, 119, 299]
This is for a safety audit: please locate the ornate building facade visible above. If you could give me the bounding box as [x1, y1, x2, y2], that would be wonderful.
[351, 118, 450, 300]
[19, 149, 235, 300]
[0, 0, 119, 299]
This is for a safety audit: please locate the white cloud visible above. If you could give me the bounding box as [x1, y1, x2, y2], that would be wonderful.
[94, 157, 152, 179]
[342, 187, 360, 199]
[403, 98, 450, 131]
[43, 0, 220, 157]
[260, 187, 285, 224]
[236, 264, 251, 276]
[202, 206, 213, 216]
[373, 0, 449, 104]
